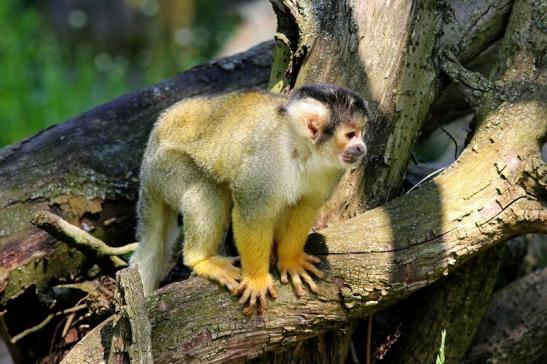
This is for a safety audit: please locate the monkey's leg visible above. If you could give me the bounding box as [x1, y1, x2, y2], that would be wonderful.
[232, 205, 278, 315]
[181, 181, 240, 293]
[132, 188, 179, 296]
[275, 198, 324, 297]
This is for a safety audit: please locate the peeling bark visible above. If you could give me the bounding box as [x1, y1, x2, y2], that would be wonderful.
[107, 266, 152, 364]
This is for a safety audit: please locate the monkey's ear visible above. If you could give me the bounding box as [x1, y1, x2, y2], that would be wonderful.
[285, 97, 330, 141]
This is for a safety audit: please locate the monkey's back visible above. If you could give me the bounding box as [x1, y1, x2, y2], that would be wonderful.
[144, 90, 289, 183]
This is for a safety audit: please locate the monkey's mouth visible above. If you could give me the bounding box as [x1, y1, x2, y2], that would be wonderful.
[340, 154, 362, 165]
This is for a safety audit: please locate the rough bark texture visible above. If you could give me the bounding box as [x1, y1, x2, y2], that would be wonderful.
[462, 267, 547, 364]
[387, 4, 547, 361]
[250, 323, 357, 364]
[267, 0, 514, 361]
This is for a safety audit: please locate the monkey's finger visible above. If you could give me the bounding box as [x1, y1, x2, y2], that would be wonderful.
[248, 293, 257, 310]
[225, 278, 239, 294]
[239, 288, 251, 303]
[268, 284, 278, 299]
[290, 271, 304, 297]
[236, 281, 248, 295]
[221, 271, 239, 284]
[238, 291, 249, 304]
[280, 271, 289, 284]
[302, 261, 325, 278]
[257, 294, 266, 315]
[301, 271, 320, 293]
[229, 276, 242, 285]
[304, 254, 321, 264]
[226, 267, 242, 281]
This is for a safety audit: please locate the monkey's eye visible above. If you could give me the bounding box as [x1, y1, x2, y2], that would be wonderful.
[345, 131, 357, 139]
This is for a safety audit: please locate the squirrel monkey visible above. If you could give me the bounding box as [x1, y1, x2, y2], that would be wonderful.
[131, 84, 368, 314]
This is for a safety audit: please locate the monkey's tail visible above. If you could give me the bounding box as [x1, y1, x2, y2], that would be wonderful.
[130, 190, 179, 296]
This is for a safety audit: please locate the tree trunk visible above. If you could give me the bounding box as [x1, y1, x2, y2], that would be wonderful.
[462, 267, 547, 364]
[270, 0, 512, 224]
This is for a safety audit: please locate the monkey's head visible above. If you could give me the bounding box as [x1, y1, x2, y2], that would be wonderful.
[283, 84, 368, 168]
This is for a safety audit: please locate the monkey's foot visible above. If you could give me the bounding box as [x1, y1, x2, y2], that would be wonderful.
[277, 253, 324, 297]
[193, 256, 241, 293]
[236, 274, 278, 315]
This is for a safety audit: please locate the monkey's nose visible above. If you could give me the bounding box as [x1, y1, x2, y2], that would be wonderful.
[350, 143, 366, 157]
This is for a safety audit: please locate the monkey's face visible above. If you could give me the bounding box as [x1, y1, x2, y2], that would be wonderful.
[284, 84, 369, 168]
[314, 120, 366, 169]
[333, 123, 367, 167]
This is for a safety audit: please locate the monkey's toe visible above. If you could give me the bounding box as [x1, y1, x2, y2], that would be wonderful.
[192, 255, 242, 293]
[236, 274, 277, 315]
[277, 253, 324, 296]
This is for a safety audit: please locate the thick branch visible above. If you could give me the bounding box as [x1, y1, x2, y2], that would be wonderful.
[383, 245, 506, 363]
[0, 41, 273, 363]
[107, 266, 152, 364]
[60, 0, 545, 362]
[439, 0, 513, 63]
[265, 1, 515, 361]
[439, 48, 494, 107]
[0, 0, 541, 362]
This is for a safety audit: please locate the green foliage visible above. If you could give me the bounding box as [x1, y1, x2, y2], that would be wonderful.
[0, 0, 124, 146]
[436, 329, 446, 364]
[0, 0, 239, 147]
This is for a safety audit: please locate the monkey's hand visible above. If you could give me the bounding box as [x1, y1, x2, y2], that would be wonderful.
[236, 274, 278, 315]
[193, 256, 242, 293]
[277, 253, 324, 297]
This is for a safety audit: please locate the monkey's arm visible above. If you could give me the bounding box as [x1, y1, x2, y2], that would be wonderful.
[232, 203, 279, 315]
[275, 197, 324, 296]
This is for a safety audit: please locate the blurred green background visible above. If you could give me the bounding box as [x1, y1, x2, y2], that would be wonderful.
[0, 0, 246, 147]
